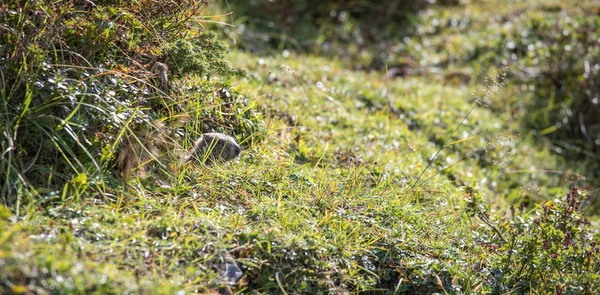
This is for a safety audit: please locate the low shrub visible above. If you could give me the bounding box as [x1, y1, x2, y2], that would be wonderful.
[467, 186, 600, 294]
[0, 0, 261, 205]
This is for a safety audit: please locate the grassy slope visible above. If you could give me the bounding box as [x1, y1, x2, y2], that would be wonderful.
[1, 1, 598, 294]
[1, 50, 589, 293]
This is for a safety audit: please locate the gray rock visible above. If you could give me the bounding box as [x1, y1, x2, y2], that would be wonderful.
[218, 251, 243, 295]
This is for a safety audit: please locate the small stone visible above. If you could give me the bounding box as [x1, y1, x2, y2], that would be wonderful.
[217, 251, 243, 295]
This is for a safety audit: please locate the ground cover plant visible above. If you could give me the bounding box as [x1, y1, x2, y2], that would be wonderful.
[227, 0, 600, 183]
[1, 0, 600, 294]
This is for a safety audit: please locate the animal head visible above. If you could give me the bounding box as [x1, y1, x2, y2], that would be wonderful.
[185, 133, 241, 164]
[152, 62, 169, 91]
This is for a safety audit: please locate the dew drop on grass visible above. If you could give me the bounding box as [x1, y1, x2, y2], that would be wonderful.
[57, 82, 68, 91]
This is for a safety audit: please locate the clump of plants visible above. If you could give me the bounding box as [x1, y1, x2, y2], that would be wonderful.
[466, 186, 600, 294]
[0, 1, 262, 206]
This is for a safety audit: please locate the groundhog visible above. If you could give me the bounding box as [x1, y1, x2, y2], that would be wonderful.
[152, 62, 169, 91]
[184, 133, 241, 164]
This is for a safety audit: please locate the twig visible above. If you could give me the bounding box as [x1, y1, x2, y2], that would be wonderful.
[409, 190, 446, 194]
[414, 156, 467, 188]
[477, 214, 507, 243]
[387, 96, 400, 115]
[275, 272, 289, 295]
[256, 71, 272, 98]
[505, 169, 584, 179]
[408, 104, 477, 191]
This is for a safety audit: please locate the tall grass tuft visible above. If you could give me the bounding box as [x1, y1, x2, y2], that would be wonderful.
[0, 0, 262, 209]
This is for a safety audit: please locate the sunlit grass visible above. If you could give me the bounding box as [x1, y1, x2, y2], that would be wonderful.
[1, 0, 599, 293]
[2, 47, 595, 293]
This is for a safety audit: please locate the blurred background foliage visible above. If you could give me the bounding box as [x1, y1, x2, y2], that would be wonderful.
[229, 0, 430, 54]
[225, 0, 600, 183]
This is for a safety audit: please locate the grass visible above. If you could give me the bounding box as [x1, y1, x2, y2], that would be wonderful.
[1, 0, 599, 294]
[2, 49, 597, 293]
